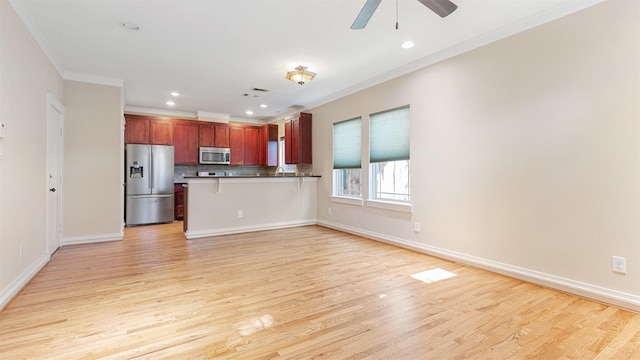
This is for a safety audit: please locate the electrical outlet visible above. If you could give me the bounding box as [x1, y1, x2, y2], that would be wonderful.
[19, 245, 23, 258]
[237, 210, 243, 218]
[328, 207, 332, 215]
[414, 222, 421, 233]
[612, 256, 626, 274]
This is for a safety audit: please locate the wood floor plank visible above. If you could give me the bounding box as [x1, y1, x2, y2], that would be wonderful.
[0, 222, 638, 359]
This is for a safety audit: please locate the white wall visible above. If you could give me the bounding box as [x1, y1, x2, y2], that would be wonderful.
[312, 1, 640, 310]
[63, 80, 123, 244]
[0, 0, 64, 307]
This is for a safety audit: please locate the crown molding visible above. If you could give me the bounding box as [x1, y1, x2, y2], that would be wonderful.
[64, 71, 124, 87]
[196, 111, 229, 123]
[124, 106, 197, 119]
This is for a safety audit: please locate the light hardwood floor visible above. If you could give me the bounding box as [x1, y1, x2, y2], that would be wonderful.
[1, 223, 639, 359]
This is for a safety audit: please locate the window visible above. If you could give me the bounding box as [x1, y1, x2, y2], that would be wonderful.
[333, 117, 361, 197]
[278, 137, 295, 173]
[371, 160, 410, 201]
[369, 106, 410, 202]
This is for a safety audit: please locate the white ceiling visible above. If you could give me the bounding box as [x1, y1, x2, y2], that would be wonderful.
[10, 0, 602, 122]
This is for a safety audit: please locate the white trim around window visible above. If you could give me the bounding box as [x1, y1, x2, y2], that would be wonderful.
[365, 199, 413, 213]
[331, 196, 364, 206]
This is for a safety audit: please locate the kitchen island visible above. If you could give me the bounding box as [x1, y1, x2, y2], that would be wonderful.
[183, 176, 319, 239]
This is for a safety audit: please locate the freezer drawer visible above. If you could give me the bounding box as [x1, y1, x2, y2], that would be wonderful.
[126, 194, 175, 226]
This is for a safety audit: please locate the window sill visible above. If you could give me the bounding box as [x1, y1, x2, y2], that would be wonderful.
[365, 199, 413, 213]
[331, 196, 364, 206]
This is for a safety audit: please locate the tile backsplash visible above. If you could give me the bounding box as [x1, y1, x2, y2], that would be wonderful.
[174, 164, 307, 182]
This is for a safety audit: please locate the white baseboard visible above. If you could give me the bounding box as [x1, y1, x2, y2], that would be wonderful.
[0, 254, 49, 310]
[318, 220, 640, 313]
[62, 232, 123, 245]
[186, 220, 317, 239]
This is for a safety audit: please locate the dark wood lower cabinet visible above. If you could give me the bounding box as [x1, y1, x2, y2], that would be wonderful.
[182, 185, 188, 232]
[175, 184, 185, 220]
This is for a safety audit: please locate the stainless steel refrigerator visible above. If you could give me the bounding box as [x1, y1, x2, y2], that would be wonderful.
[125, 144, 174, 226]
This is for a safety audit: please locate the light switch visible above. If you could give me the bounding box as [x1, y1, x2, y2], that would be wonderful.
[0, 123, 5, 138]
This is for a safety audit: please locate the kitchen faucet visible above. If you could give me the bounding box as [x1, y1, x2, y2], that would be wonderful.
[274, 166, 285, 176]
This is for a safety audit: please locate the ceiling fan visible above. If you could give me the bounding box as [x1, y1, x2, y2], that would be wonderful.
[351, 0, 458, 30]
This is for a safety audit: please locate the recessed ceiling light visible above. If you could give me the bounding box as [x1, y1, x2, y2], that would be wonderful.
[260, 104, 267, 108]
[401, 41, 415, 49]
[246, 110, 254, 115]
[170, 92, 180, 97]
[120, 22, 140, 31]
[166, 101, 175, 106]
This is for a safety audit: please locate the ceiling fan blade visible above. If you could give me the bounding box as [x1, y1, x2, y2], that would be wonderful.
[351, 0, 383, 30]
[417, 0, 458, 18]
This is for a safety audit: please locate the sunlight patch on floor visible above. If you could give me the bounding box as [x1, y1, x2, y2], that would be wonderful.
[410, 268, 456, 284]
[235, 314, 274, 336]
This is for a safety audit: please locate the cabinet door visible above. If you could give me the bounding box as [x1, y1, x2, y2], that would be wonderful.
[291, 118, 301, 163]
[198, 124, 215, 147]
[125, 118, 149, 144]
[243, 127, 260, 166]
[261, 124, 278, 166]
[174, 184, 184, 220]
[214, 125, 230, 148]
[284, 113, 312, 164]
[229, 127, 245, 165]
[298, 113, 312, 164]
[174, 122, 199, 165]
[150, 120, 174, 145]
[284, 120, 293, 164]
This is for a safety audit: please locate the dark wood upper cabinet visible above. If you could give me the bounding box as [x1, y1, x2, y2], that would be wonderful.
[199, 123, 230, 148]
[125, 114, 272, 167]
[243, 127, 260, 166]
[125, 114, 173, 145]
[174, 121, 199, 165]
[285, 113, 312, 164]
[229, 127, 245, 166]
[198, 123, 215, 147]
[150, 119, 174, 145]
[214, 125, 230, 148]
[261, 124, 278, 166]
[124, 117, 149, 144]
[284, 120, 293, 164]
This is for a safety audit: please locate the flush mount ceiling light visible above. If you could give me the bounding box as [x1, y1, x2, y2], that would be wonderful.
[166, 101, 175, 106]
[170, 91, 180, 97]
[286, 66, 316, 85]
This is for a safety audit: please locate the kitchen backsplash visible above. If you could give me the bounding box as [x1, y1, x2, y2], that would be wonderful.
[174, 164, 311, 182]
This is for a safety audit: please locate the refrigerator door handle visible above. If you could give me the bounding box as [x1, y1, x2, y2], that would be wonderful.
[130, 194, 172, 199]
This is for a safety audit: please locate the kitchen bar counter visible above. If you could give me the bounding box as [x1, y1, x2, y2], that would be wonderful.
[183, 175, 320, 179]
[184, 176, 318, 239]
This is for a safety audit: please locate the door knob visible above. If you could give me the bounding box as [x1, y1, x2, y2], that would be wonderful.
[49, 188, 56, 192]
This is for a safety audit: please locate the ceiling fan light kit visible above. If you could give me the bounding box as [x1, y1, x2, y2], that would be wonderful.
[351, 0, 458, 30]
[286, 66, 316, 85]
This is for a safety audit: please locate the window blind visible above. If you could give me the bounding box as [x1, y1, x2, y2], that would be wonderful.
[333, 117, 361, 169]
[370, 106, 410, 163]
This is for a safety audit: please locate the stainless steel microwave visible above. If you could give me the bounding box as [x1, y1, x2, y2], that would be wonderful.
[199, 147, 230, 165]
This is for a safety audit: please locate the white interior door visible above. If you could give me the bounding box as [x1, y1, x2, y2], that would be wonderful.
[46, 94, 64, 256]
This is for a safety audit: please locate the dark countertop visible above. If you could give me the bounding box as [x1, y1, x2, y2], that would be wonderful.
[182, 175, 320, 179]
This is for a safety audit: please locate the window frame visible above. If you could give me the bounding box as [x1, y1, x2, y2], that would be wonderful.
[367, 106, 412, 210]
[332, 117, 363, 201]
